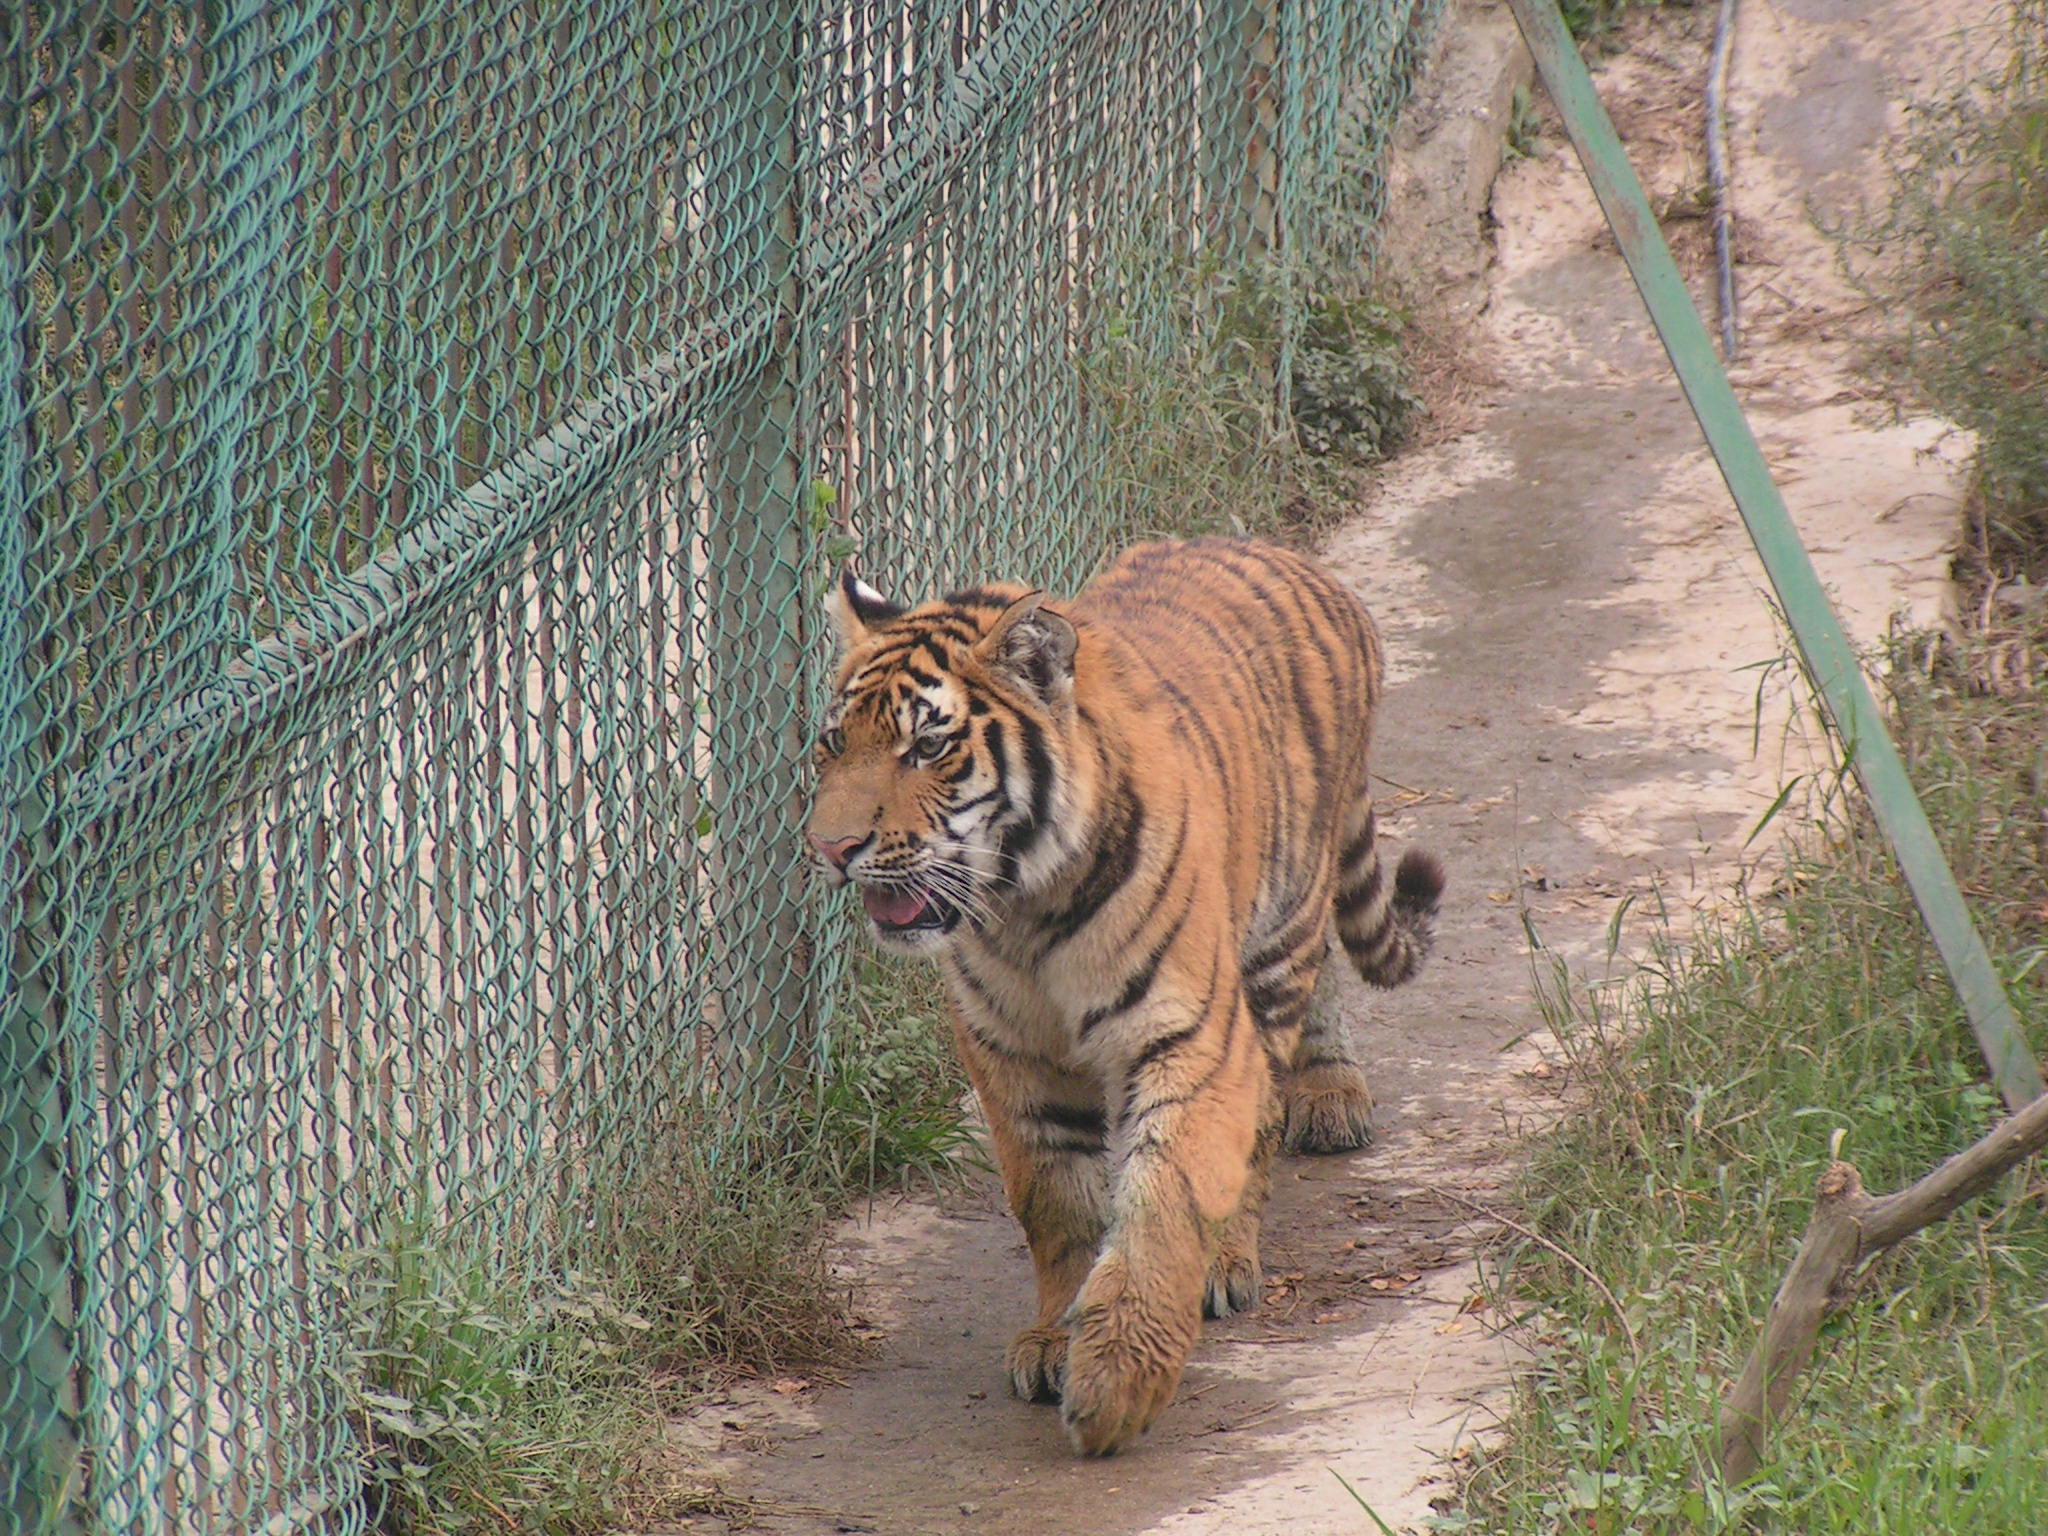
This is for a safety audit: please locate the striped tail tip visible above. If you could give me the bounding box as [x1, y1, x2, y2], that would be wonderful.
[1338, 846, 1445, 989]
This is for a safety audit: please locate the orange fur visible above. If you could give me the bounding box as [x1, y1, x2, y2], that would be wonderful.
[807, 539, 1443, 1454]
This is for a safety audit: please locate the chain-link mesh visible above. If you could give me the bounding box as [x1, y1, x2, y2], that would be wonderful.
[3, 1, 1443, 1529]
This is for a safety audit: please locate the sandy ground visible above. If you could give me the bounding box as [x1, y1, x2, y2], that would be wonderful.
[649, 1, 1995, 1529]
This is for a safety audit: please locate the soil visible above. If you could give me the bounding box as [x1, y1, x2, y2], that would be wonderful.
[649, 2, 1995, 1530]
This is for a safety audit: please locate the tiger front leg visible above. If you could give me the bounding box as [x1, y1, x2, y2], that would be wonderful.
[946, 1011, 1110, 1404]
[1206, 1103, 1279, 1318]
[1004, 1158, 1109, 1403]
[1060, 996, 1266, 1456]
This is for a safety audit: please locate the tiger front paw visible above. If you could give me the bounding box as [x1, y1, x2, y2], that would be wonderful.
[1058, 1253, 1196, 1455]
[1281, 1062, 1376, 1153]
[1005, 1325, 1068, 1404]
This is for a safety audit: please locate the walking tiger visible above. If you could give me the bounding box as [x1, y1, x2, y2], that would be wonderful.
[807, 537, 1443, 1455]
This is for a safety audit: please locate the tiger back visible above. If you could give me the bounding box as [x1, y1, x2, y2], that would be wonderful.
[807, 537, 1443, 1455]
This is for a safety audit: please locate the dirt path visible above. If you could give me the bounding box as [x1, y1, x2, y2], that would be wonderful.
[659, 2, 1983, 1530]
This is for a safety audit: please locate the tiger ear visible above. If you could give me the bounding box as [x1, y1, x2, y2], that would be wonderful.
[826, 565, 906, 649]
[975, 590, 1077, 701]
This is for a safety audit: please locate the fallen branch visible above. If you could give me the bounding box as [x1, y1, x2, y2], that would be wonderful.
[1717, 1086, 2048, 1484]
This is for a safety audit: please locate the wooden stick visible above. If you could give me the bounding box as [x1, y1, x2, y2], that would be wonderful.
[1717, 1087, 2048, 1484]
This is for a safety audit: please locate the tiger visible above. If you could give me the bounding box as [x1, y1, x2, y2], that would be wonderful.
[806, 536, 1443, 1456]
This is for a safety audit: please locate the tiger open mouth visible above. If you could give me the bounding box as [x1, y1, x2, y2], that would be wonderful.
[859, 885, 953, 932]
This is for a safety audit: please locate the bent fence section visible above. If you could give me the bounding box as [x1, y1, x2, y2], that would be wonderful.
[1, 1, 1441, 1529]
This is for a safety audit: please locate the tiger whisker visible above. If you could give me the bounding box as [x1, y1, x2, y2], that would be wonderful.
[919, 844, 1018, 891]
[914, 861, 1002, 927]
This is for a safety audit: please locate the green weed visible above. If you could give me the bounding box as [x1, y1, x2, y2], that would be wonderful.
[1080, 253, 1419, 550]
[1448, 626, 2048, 1533]
[1866, 0, 2048, 577]
[332, 952, 972, 1532]
[1504, 84, 1545, 164]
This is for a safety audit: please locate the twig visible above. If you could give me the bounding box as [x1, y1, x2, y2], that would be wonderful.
[1370, 770, 1432, 797]
[1370, 771, 1457, 805]
[1432, 1188, 1642, 1370]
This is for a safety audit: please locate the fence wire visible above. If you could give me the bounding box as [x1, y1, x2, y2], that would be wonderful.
[2, 0, 1443, 1529]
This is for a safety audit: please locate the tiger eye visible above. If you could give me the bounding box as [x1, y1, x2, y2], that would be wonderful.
[905, 730, 952, 766]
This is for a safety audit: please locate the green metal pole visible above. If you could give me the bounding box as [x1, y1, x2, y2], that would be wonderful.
[3, 39, 86, 1521]
[1503, 0, 2043, 1111]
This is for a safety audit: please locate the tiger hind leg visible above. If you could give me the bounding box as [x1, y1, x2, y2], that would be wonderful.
[1286, 800, 1447, 1152]
[1283, 955, 1378, 1154]
[1245, 908, 1370, 1153]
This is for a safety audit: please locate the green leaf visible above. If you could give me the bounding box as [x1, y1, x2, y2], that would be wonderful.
[806, 478, 838, 530]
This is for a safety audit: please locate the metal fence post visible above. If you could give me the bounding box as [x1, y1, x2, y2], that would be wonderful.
[1203, 0, 1292, 422]
[3, 166, 85, 1534]
[703, 0, 814, 1094]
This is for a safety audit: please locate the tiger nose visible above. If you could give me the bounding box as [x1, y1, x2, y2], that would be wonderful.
[807, 832, 868, 871]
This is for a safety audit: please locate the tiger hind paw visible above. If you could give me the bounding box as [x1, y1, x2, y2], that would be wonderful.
[1281, 1062, 1376, 1153]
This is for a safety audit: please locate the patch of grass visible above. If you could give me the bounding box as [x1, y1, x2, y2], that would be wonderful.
[1504, 83, 1545, 164]
[335, 953, 972, 1533]
[1445, 623, 2048, 1533]
[1867, 0, 2048, 580]
[329, 1227, 667, 1535]
[1560, 0, 1700, 52]
[592, 955, 975, 1373]
[1080, 252, 1420, 549]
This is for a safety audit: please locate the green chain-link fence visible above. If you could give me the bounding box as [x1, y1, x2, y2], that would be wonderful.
[3, 1, 1441, 1528]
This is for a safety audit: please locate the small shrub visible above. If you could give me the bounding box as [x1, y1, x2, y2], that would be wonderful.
[1080, 254, 1420, 548]
[1286, 292, 1418, 464]
[1868, 0, 2048, 576]
[328, 1227, 657, 1534]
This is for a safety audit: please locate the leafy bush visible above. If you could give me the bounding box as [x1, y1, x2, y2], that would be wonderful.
[1081, 254, 1419, 547]
[1871, 0, 2048, 575]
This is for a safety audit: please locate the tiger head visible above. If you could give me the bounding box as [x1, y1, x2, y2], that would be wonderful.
[808, 567, 1081, 955]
